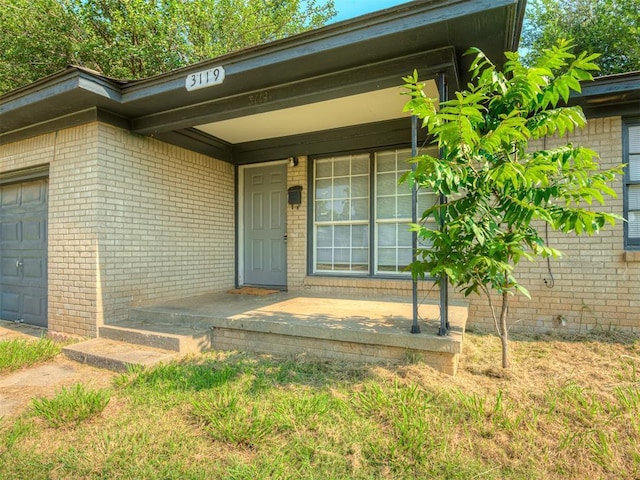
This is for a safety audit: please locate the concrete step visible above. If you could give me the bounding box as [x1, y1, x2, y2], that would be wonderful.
[63, 338, 178, 372]
[99, 322, 213, 354]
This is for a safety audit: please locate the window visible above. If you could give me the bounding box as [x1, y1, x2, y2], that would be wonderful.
[312, 148, 437, 275]
[625, 120, 640, 248]
[314, 153, 370, 272]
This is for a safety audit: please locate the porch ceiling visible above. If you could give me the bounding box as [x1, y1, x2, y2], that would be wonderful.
[193, 83, 438, 144]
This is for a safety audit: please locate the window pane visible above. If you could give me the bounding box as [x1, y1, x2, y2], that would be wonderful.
[396, 194, 412, 218]
[333, 177, 350, 198]
[629, 185, 640, 210]
[334, 159, 350, 176]
[629, 125, 640, 153]
[378, 248, 396, 267]
[418, 191, 438, 212]
[396, 172, 410, 191]
[377, 172, 396, 196]
[395, 149, 412, 167]
[351, 176, 368, 198]
[316, 226, 332, 247]
[629, 154, 640, 181]
[351, 154, 370, 175]
[352, 248, 368, 263]
[316, 178, 332, 199]
[334, 248, 350, 263]
[315, 200, 332, 221]
[351, 198, 369, 220]
[377, 196, 396, 219]
[334, 225, 351, 247]
[376, 151, 396, 172]
[378, 223, 396, 246]
[332, 200, 346, 221]
[353, 224, 369, 247]
[316, 160, 332, 178]
[317, 248, 332, 263]
[397, 247, 413, 267]
[629, 211, 640, 239]
[398, 225, 412, 247]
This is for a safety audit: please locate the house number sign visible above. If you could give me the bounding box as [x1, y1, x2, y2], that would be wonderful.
[185, 66, 225, 91]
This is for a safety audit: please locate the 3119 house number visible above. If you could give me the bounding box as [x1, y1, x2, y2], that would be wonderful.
[185, 66, 225, 91]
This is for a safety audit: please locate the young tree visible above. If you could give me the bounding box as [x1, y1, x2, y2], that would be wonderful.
[0, 0, 336, 94]
[521, 0, 640, 75]
[402, 41, 622, 368]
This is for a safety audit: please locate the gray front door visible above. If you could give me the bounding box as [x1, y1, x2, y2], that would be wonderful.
[243, 163, 287, 287]
[0, 179, 48, 327]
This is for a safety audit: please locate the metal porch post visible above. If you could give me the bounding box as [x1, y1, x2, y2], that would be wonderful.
[437, 72, 450, 336]
[410, 114, 420, 334]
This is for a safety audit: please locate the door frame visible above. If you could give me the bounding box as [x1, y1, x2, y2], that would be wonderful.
[237, 160, 288, 287]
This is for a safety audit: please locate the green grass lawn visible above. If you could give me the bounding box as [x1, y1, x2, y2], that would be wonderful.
[1, 331, 639, 479]
[0, 337, 60, 373]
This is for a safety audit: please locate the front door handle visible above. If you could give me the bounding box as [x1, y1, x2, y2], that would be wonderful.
[16, 259, 23, 269]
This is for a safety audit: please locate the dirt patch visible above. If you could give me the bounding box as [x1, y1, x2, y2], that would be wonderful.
[0, 356, 117, 418]
[0, 321, 45, 341]
[0, 321, 118, 418]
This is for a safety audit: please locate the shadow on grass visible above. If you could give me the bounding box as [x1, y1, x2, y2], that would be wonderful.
[118, 350, 378, 396]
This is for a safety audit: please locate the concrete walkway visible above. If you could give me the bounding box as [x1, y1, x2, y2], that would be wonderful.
[0, 321, 116, 418]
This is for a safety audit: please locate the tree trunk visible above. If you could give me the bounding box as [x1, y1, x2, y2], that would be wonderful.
[499, 291, 509, 368]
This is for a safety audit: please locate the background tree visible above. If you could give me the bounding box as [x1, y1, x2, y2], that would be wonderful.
[521, 0, 640, 75]
[0, 0, 335, 94]
[402, 41, 622, 368]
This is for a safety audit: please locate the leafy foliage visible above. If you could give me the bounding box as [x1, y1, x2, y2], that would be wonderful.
[402, 40, 622, 367]
[521, 0, 640, 75]
[0, 0, 336, 94]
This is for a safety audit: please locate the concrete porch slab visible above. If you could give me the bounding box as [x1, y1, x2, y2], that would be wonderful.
[101, 292, 467, 375]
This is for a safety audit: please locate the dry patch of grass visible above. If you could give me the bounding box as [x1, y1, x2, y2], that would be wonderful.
[1, 331, 639, 479]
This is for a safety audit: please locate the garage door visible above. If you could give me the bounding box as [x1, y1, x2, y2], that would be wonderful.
[0, 178, 48, 327]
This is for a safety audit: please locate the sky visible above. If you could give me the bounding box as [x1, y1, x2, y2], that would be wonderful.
[331, 0, 408, 23]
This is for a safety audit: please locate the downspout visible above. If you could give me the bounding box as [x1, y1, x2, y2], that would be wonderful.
[437, 71, 450, 336]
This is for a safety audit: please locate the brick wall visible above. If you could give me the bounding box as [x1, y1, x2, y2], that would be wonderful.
[1, 122, 235, 337]
[48, 125, 102, 336]
[95, 124, 236, 327]
[462, 116, 639, 334]
[286, 156, 308, 290]
[291, 116, 639, 334]
[4, 114, 635, 337]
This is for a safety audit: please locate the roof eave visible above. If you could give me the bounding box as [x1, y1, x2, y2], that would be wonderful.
[570, 72, 640, 118]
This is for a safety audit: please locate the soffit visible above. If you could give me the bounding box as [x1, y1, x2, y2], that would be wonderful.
[194, 83, 438, 144]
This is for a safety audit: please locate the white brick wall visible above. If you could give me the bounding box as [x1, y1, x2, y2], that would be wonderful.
[287, 156, 308, 290]
[95, 124, 235, 327]
[48, 125, 102, 336]
[463, 116, 639, 334]
[1, 122, 235, 337]
[289, 116, 639, 334]
[2, 115, 637, 337]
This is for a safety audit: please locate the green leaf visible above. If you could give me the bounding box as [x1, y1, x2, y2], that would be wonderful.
[514, 283, 531, 299]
